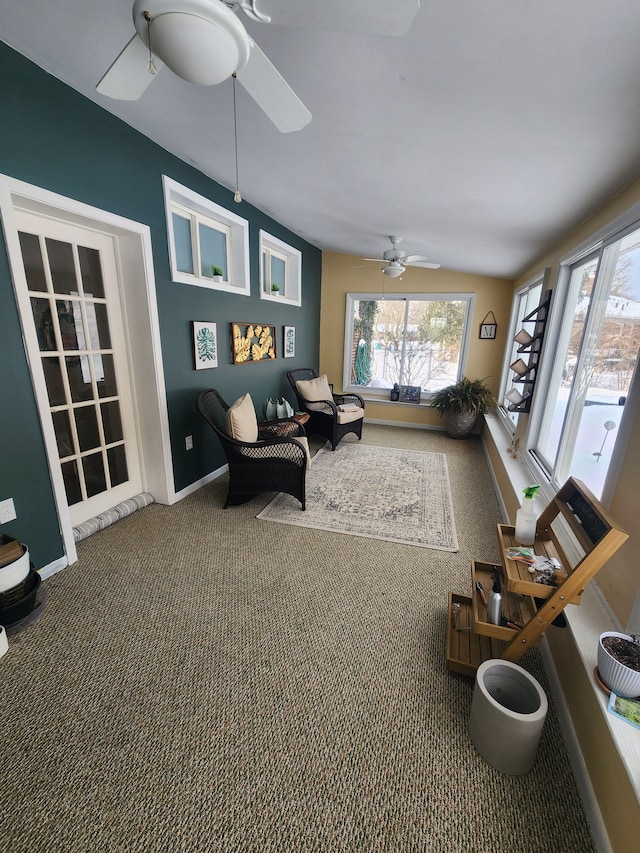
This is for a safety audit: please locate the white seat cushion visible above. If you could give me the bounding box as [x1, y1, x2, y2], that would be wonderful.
[295, 374, 333, 403]
[336, 407, 364, 424]
[226, 393, 258, 443]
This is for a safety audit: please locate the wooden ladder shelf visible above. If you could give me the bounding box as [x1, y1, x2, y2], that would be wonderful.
[446, 477, 628, 676]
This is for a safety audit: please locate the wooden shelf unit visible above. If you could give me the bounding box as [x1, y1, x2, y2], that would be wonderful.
[446, 477, 628, 675]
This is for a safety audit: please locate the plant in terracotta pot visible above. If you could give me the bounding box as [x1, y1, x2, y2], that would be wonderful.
[429, 376, 495, 439]
[598, 632, 640, 698]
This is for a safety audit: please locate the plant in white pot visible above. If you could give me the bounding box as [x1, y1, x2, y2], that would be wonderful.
[598, 632, 640, 698]
[271, 282, 281, 296]
[429, 376, 495, 439]
[211, 265, 224, 283]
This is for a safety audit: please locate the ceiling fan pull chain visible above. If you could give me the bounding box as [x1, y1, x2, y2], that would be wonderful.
[144, 11, 157, 76]
[232, 73, 242, 203]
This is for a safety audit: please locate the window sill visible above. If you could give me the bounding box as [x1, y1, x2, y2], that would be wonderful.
[260, 292, 301, 307]
[483, 411, 640, 804]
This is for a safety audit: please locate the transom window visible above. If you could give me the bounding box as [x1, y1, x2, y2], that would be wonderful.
[343, 293, 474, 397]
[259, 230, 302, 305]
[163, 176, 250, 295]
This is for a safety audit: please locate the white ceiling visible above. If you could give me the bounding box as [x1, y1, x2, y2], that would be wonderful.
[2, 0, 640, 279]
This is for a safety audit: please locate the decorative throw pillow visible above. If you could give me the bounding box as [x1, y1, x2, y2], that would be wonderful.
[296, 374, 333, 402]
[226, 393, 258, 443]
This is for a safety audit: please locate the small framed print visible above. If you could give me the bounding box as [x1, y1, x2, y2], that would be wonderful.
[193, 321, 218, 370]
[400, 384, 421, 404]
[284, 325, 295, 358]
[479, 311, 497, 339]
[480, 322, 497, 339]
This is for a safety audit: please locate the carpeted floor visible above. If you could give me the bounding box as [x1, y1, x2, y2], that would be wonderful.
[0, 425, 596, 852]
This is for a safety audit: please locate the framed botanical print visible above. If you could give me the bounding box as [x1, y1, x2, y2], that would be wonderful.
[231, 322, 277, 364]
[284, 325, 295, 358]
[193, 321, 218, 370]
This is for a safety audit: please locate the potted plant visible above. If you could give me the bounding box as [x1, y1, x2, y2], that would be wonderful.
[211, 265, 224, 282]
[271, 282, 280, 295]
[429, 376, 495, 438]
[598, 631, 640, 698]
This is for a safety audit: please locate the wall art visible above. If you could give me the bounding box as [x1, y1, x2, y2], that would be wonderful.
[231, 322, 277, 364]
[283, 325, 295, 358]
[193, 321, 218, 370]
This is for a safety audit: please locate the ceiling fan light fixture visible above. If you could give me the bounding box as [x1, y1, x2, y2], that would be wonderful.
[383, 262, 404, 278]
[150, 13, 240, 85]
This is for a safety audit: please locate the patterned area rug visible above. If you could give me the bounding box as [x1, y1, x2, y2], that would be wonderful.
[257, 443, 458, 550]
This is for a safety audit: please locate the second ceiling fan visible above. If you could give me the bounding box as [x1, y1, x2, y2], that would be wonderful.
[361, 236, 441, 277]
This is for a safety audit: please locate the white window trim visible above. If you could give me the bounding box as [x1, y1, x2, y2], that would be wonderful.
[342, 291, 475, 401]
[162, 175, 250, 295]
[259, 230, 302, 306]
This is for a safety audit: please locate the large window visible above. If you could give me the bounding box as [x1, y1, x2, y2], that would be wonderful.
[162, 176, 250, 295]
[343, 293, 474, 397]
[531, 223, 640, 498]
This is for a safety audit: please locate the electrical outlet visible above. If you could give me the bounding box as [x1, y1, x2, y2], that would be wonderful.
[0, 498, 16, 524]
[185, 435, 193, 451]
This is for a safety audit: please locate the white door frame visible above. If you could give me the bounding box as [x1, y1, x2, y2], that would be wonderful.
[0, 175, 175, 567]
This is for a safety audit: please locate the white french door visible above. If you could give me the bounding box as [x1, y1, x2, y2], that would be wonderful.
[15, 212, 143, 525]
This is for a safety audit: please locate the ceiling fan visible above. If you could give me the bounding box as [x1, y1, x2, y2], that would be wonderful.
[360, 236, 441, 277]
[96, 0, 421, 133]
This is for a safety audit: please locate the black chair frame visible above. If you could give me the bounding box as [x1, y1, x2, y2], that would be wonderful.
[196, 389, 306, 509]
[286, 368, 365, 451]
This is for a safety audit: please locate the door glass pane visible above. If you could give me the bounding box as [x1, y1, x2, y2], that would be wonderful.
[42, 357, 66, 407]
[172, 213, 194, 274]
[108, 445, 128, 487]
[56, 299, 82, 351]
[102, 400, 124, 444]
[52, 409, 74, 458]
[97, 354, 117, 398]
[199, 222, 227, 278]
[31, 297, 56, 351]
[61, 459, 82, 505]
[92, 303, 112, 349]
[83, 452, 107, 498]
[67, 356, 93, 402]
[78, 246, 105, 298]
[75, 406, 101, 452]
[46, 238, 77, 295]
[19, 232, 47, 292]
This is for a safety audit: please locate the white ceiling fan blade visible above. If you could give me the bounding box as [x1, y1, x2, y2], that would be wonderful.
[236, 42, 311, 133]
[402, 254, 428, 264]
[256, 0, 420, 37]
[407, 260, 441, 269]
[96, 34, 165, 100]
[360, 257, 387, 262]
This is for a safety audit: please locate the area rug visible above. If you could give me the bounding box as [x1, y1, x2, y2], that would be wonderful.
[257, 443, 458, 551]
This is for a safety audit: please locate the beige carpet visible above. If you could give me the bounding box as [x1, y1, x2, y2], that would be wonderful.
[257, 443, 458, 551]
[0, 427, 596, 852]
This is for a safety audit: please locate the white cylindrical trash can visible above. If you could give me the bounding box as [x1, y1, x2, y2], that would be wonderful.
[469, 659, 548, 775]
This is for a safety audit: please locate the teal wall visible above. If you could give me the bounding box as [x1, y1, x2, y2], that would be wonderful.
[0, 44, 322, 569]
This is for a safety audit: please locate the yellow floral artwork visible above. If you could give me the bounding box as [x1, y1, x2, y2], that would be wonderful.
[231, 323, 277, 364]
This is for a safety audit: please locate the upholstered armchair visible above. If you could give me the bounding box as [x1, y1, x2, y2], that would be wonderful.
[196, 389, 309, 509]
[286, 368, 365, 450]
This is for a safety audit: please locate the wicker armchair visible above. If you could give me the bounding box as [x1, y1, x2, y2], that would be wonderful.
[196, 389, 307, 509]
[286, 368, 365, 450]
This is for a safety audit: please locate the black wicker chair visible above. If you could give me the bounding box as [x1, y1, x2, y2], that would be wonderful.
[286, 368, 365, 451]
[196, 389, 307, 509]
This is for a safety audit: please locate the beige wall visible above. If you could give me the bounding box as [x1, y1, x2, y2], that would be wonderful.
[320, 252, 514, 428]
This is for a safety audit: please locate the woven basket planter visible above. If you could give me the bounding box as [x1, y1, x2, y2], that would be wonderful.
[444, 409, 478, 439]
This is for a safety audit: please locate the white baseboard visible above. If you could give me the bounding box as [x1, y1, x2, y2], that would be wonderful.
[39, 555, 68, 580]
[170, 463, 228, 503]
